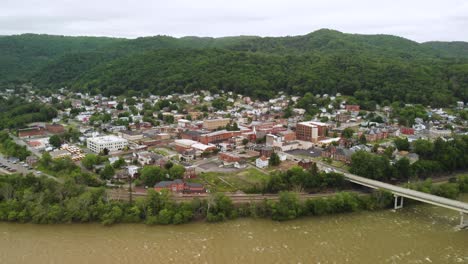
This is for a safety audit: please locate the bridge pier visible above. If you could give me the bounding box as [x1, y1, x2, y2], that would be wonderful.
[394, 195, 404, 210]
[458, 212, 468, 229]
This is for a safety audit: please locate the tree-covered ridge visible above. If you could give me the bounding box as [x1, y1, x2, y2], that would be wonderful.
[226, 29, 441, 58]
[57, 48, 467, 106]
[0, 97, 57, 129]
[422, 41, 468, 58]
[2, 29, 468, 105]
[0, 34, 124, 84]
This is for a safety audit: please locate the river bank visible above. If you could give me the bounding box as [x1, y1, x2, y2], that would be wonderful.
[1, 195, 467, 264]
[1, 174, 467, 226]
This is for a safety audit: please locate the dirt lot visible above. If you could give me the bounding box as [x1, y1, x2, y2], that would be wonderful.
[198, 161, 240, 173]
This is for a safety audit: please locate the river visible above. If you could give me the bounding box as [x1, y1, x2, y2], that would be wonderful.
[0, 195, 467, 264]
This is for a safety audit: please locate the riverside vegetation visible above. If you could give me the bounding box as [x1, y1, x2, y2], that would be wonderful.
[0, 173, 467, 226]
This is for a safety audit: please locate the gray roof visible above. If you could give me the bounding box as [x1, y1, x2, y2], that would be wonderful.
[154, 179, 183, 188]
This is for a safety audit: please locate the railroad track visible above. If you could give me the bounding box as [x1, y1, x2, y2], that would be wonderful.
[107, 190, 360, 203]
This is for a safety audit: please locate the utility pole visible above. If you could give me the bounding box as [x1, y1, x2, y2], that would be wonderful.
[128, 172, 133, 204]
[127, 166, 136, 204]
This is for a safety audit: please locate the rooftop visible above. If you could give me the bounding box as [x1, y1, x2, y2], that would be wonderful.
[88, 135, 127, 144]
[298, 121, 329, 127]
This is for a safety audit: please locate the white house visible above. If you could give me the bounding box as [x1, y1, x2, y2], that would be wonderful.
[256, 156, 269, 169]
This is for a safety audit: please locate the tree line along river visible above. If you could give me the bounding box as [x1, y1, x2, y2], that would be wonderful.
[0, 194, 467, 264]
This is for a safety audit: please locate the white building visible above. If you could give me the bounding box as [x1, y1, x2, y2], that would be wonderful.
[87, 135, 128, 153]
[178, 119, 191, 128]
[256, 156, 269, 169]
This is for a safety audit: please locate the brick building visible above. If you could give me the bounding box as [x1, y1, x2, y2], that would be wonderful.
[295, 121, 329, 142]
[154, 179, 205, 193]
[181, 130, 207, 141]
[298, 160, 315, 170]
[360, 128, 389, 142]
[219, 152, 241, 163]
[345, 105, 360, 112]
[199, 130, 242, 144]
[18, 127, 46, 138]
[46, 124, 65, 134]
[400, 127, 415, 135]
[321, 146, 352, 164]
[203, 118, 230, 130]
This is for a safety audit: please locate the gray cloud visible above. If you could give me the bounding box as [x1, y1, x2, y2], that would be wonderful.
[0, 0, 467, 42]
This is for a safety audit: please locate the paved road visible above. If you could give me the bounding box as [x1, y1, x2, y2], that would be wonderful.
[10, 134, 42, 157]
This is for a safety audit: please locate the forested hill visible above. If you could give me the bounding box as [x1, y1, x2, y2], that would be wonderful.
[0, 34, 125, 84]
[421, 41, 468, 59]
[1, 29, 468, 106]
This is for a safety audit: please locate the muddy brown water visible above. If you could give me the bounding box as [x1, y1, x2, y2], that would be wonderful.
[0, 195, 467, 264]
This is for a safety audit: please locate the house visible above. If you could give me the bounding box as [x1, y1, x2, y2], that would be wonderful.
[127, 165, 140, 177]
[256, 156, 269, 169]
[134, 151, 161, 165]
[400, 127, 415, 135]
[259, 146, 274, 157]
[278, 153, 287, 161]
[180, 149, 196, 161]
[345, 105, 360, 112]
[395, 151, 419, 164]
[177, 119, 191, 128]
[298, 159, 314, 170]
[321, 146, 352, 164]
[234, 160, 248, 169]
[184, 166, 197, 179]
[108, 156, 120, 165]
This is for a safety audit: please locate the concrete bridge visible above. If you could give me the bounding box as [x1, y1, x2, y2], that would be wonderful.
[320, 164, 468, 229]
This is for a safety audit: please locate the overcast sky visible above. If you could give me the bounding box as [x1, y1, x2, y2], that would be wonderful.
[1, 0, 467, 42]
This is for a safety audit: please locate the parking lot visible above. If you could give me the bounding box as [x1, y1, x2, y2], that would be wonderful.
[0, 155, 33, 175]
[286, 147, 322, 158]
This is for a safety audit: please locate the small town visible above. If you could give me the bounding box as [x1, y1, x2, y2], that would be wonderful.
[1, 87, 466, 204]
[1, 1, 468, 262]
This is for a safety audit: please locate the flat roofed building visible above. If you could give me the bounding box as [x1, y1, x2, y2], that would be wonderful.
[87, 135, 128, 153]
[296, 121, 329, 143]
[199, 130, 241, 144]
[203, 118, 230, 130]
[118, 130, 144, 141]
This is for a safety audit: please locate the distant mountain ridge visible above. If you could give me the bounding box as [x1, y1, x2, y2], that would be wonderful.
[1, 29, 467, 106]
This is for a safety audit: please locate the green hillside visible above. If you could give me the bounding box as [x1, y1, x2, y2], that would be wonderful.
[422, 41, 468, 58]
[1, 29, 468, 106]
[0, 34, 124, 84]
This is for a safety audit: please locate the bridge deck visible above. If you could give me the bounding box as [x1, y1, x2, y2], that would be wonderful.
[343, 172, 468, 213]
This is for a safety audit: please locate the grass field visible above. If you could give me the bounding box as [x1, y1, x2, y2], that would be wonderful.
[188, 168, 270, 192]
